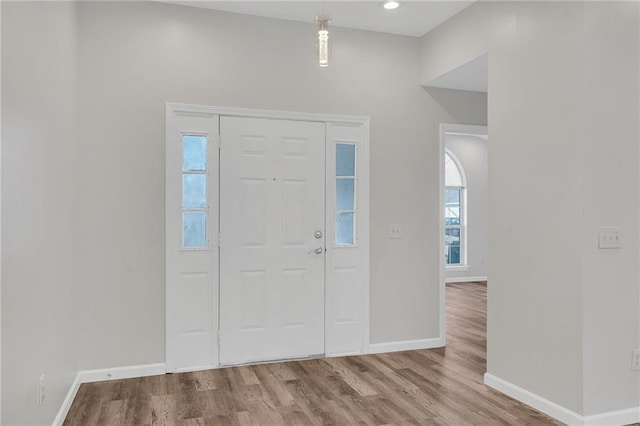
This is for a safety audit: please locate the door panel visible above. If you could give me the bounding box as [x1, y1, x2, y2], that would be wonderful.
[220, 116, 325, 365]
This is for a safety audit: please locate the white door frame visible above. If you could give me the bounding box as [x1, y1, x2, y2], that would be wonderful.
[439, 123, 488, 345]
[166, 103, 370, 371]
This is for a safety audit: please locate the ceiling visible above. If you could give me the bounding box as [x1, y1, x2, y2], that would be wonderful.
[161, 1, 474, 37]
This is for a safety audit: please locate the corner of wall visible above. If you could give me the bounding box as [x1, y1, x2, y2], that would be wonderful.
[2, 2, 81, 424]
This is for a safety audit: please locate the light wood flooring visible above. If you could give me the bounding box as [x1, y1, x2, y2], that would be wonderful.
[64, 282, 562, 425]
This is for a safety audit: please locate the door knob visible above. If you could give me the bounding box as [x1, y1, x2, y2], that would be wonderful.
[308, 247, 324, 255]
[314, 231, 323, 239]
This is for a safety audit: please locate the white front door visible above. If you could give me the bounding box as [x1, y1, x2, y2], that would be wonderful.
[219, 116, 326, 365]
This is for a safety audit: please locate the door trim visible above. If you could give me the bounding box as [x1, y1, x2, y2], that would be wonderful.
[166, 103, 370, 371]
[169, 103, 370, 126]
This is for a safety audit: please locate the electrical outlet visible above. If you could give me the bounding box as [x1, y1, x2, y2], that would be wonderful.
[389, 224, 403, 239]
[632, 350, 640, 371]
[38, 374, 45, 405]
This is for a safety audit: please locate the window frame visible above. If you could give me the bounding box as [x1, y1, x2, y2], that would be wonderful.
[180, 132, 210, 251]
[444, 149, 467, 267]
[444, 186, 465, 266]
[335, 142, 358, 247]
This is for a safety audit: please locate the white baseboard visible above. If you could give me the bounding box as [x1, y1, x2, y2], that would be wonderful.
[53, 363, 165, 426]
[583, 407, 640, 426]
[367, 337, 444, 354]
[327, 350, 365, 358]
[484, 373, 640, 426]
[52, 373, 82, 426]
[77, 362, 166, 383]
[484, 373, 583, 425]
[446, 276, 488, 283]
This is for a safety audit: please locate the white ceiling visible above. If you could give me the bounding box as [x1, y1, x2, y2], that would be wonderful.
[161, 1, 474, 37]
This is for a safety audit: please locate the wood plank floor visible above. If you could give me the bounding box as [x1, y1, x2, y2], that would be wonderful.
[64, 282, 563, 425]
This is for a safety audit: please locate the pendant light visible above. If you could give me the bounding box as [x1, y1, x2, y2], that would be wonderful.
[316, 15, 331, 68]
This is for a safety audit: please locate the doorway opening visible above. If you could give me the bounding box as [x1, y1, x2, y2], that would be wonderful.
[439, 123, 488, 343]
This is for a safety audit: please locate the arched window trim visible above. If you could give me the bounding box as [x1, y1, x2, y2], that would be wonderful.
[444, 149, 467, 267]
[444, 149, 467, 188]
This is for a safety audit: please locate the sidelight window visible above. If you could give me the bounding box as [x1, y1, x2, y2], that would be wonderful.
[181, 135, 208, 249]
[336, 143, 356, 245]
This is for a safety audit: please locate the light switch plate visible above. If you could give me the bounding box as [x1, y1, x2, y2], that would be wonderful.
[598, 227, 622, 249]
[389, 224, 403, 239]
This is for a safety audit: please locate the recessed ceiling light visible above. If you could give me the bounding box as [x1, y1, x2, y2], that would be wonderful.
[381, 0, 400, 10]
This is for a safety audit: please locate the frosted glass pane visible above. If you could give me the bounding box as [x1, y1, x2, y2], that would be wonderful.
[336, 144, 355, 177]
[183, 135, 207, 171]
[183, 211, 206, 248]
[182, 174, 206, 209]
[445, 152, 463, 187]
[336, 178, 355, 211]
[336, 212, 354, 245]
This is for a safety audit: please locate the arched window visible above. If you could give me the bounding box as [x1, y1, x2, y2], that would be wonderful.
[445, 150, 466, 265]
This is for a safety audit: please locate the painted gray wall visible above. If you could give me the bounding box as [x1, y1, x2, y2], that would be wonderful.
[2, 3, 486, 422]
[2, 2, 79, 424]
[421, 0, 640, 417]
[581, 2, 640, 415]
[73, 1, 486, 372]
[445, 134, 488, 281]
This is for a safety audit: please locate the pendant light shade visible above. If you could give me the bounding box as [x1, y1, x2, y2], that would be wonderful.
[316, 16, 331, 68]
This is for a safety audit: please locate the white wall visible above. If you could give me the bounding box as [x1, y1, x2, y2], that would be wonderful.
[421, 0, 640, 418]
[488, 2, 585, 414]
[73, 1, 487, 370]
[445, 134, 488, 281]
[581, 2, 640, 415]
[1, 2, 79, 424]
[0, 2, 487, 422]
[420, 2, 510, 88]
